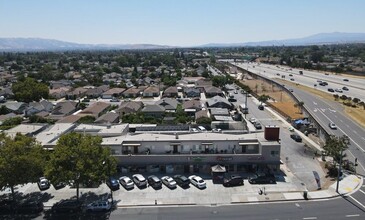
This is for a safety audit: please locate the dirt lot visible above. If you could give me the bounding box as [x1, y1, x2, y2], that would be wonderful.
[278, 79, 365, 128]
[241, 79, 304, 119]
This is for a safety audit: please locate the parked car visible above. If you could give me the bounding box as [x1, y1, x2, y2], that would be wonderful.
[132, 174, 147, 188]
[248, 174, 276, 184]
[161, 176, 177, 188]
[223, 175, 244, 187]
[212, 128, 222, 133]
[85, 200, 111, 212]
[254, 122, 262, 130]
[249, 118, 257, 124]
[329, 122, 337, 129]
[173, 175, 190, 188]
[52, 199, 82, 214]
[289, 89, 294, 92]
[119, 176, 134, 189]
[16, 200, 44, 214]
[106, 177, 120, 191]
[190, 128, 199, 133]
[147, 175, 162, 189]
[258, 105, 264, 110]
[290, 134, 302, 142]
[342, 86, 349, 91]
[198, 126, 207, 132]
[189, 175, 206, 189]
[38, 177, 50, 190]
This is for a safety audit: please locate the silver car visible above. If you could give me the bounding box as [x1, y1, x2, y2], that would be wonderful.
[132, 174, 147, 188]
[119, 176, 134, 189]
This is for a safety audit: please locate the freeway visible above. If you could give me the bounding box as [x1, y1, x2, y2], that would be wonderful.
[234, 62, 365, 101]
[229, 62, 365, 175]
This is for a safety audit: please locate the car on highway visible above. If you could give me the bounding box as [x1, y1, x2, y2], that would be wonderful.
[248, 173, 276, 184]
[343, 78, 349, 81]
[132, 174, 147, 188]
[119, 176, 134, 189]
[161, 176, 177, 188]
[289, 89, 294, 92]
[52, 199, 83, 214]
[173, 175, 190, 188]
[147, 175, 162, 189]
[289, 74, 293, 76]
[234, 90, 238, 94]
[335, 88, 343, 93]
[290, 78, 295, 81]
[106, 177, 120, 191]
[342, 86, 349, 91]
[189, 175, 206, 189]
[290, 134, 302, 142]
[85, 200, 111, 212]
[258, 105, 264, 110]
[329, 122, 337, 130]
[223, 175, 244, 187]
[38, 177, 50, 190]
[327, 88, 334, 92]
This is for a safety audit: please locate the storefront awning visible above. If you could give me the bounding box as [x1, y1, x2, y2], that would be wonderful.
[239, 142, 259, 145]
[211, 164, 226, 173]
[201, 142, 213, 145]
[170, 142, 181, 145]
[122, 143, 141, 146]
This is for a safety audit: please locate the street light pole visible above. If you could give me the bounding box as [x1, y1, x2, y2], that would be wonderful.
[104, 160, 113, 204]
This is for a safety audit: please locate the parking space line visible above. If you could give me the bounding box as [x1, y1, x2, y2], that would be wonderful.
[349, 195, 365, 209]
[303, 217, 317, 220]
[346, 214, 360, 217]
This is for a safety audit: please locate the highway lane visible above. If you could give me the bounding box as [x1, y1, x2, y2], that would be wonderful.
[234, 62, 365, 101]
[229, 62, 365, 175]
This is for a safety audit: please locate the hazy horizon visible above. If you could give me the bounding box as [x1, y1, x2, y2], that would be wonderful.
[1, 0, 365, 46]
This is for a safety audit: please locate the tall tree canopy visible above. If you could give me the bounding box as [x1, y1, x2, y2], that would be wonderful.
[45, 133, 116, 200]
[0, 133, 45, 200]
[12, 77, 49, 103]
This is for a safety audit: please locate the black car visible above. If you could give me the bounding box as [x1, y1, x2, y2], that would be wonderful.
[327, 88, 334, 92]
[342, 86, 349, 91]
[106, 177, 120, 191]
[290, 134, 302, 142]
[0, 199, 16, 214]
[52, 200, 82, 214]
[173, 175, 190, 188]
[147, 175, 162, 189]
[254, 122, 262, 129]
[248, 174, 276, 184]
[258, 105, 264, 110]
[223, 175, 244, 187]
[16, 200, 44, 214]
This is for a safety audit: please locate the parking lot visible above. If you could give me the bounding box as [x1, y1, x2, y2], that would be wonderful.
[1, 169, 307, 208]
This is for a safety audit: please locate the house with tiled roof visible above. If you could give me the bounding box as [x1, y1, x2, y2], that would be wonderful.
[123, 87, 142, 98]
[163, 86, 178, 97]
[116, 101, 143, 116]
[78, 102, 111, 118]
[143, 86, 160, 97]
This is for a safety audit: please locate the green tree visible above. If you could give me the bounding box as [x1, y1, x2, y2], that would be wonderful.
[323, 135, 349, 167]
[12, 77, 49, 103]
[196, 117, 212, 125]
[258, 94, 270, 105]
[45, 133, 116, 200]
[0, 133, 46, 200]
[78, 115, 96, 124]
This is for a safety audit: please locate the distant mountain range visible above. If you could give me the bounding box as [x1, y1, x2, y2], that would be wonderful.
[0, 38, 174, 51]
[199, 32, 365, 47]
[1, 32, 365, 51]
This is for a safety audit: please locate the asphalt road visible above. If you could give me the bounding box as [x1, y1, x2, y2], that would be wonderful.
[229, 62, 365, 176]
[229, 86, 326, 190]
[233, 62, 365, 101]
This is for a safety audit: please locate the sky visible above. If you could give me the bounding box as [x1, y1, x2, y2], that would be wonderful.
[1, 0, 365, 46]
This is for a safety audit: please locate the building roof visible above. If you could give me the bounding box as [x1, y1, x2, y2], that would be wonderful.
[95, 112, 119, 124]
[56, 114, 82, 123]
[123, 87, 141, 95]
[52, 101, 78, 115]
[143, 86, 160, 94]
[206, 96, 232, 108]
[4, 124, 47, 137]
[195, 109, 209, 119]
[79, 102, 111, 117]
[164, 86, 178, 94]
[142, 104, 165, 113]
[204, 86, 222, 94]
[210, 108, 230, 116]
[182, 99, 202, 110]
[74, 123, 128, 137]
[117, 101, 143, 112]
[35, 123, 76, 146]
[156, 98, 178, 110]
[103, 88, 126, 96]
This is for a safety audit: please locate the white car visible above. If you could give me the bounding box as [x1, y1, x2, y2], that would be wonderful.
[212, 128, 222, 133]
[329, 122, 337, 130]
[86, 200, 111, 212]
[119, 176, 134, 189]
[132, 174, 147, 187]
[38, 177, 50, 190]
[188, 175, 206, 189]
[191, 128, 199, 133]
[161, 176, 177, 188]
[249, 118, 257, 124]
[335, 88, 343, 93]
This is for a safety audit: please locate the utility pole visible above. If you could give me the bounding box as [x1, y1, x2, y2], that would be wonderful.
[245, 92, 248, 119]
[336, 147, 343, 194]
